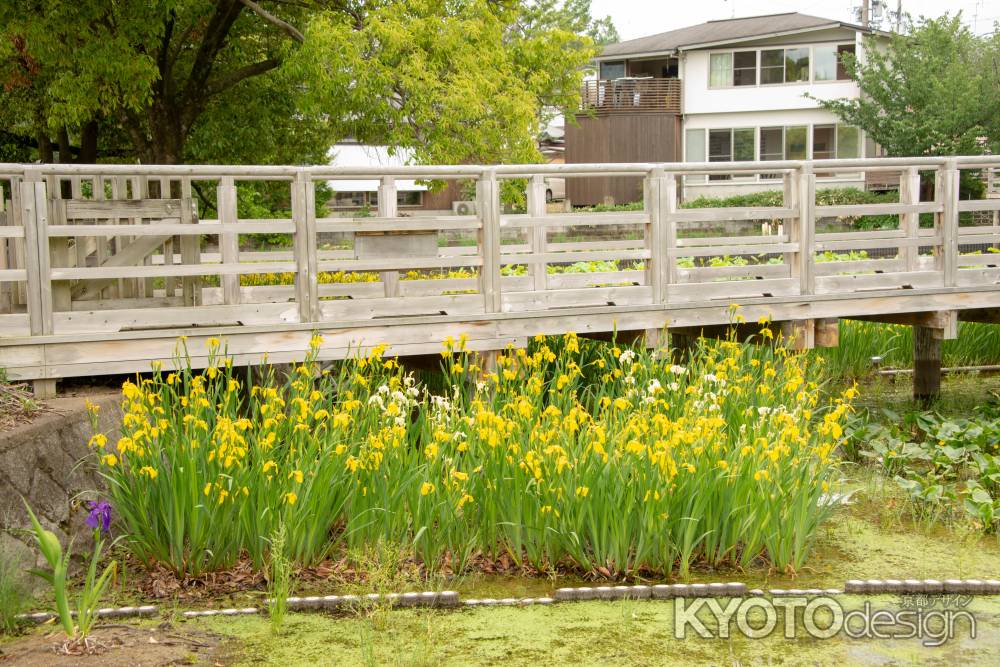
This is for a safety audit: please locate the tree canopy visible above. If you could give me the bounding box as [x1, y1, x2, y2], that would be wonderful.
[816, 15, 1000, 159]
[0, 0, 614, 165]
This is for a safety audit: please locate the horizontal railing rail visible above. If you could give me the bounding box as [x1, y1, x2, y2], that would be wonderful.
[579, 78, 681, 114]
[0, 157, 998, 383]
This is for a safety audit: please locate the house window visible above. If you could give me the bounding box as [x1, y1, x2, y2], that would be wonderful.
[813, 125, 836, 160]
[685, 128, 707, 183]
[709, 53, 732, 88]
[785, 48, 810, 82]
[733, 51, 757, 86]
[837, 125, 860, 158]
[760, 49, 784, 84]
[760, 127, 784, 161]
[397, 190, 424, 207]
[760, 48, 809, 84]
[815, 44, 856, 81]
[785, 126, 808, 160]
[709, 51, 757, 87]
[707, 128, 753, 180]
[837, 44, 855, 79]
[600, 61, 625, 80]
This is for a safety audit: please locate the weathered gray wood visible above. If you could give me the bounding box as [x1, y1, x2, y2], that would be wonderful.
[797, 170, 816, 295]
[292, 174, 320, 322]
[477, 171, 502, 313]
[218, 177, 240, 305]
[527, 175, 548, 292]
[941, 165, 959, 287]
[900, 168, 920, 271]
[64, 198, 185, 219]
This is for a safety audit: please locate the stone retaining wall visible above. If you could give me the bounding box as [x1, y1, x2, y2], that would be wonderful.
[0, 391, 122, 572]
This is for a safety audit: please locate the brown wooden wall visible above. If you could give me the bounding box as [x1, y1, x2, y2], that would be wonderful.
[565, 113, 681, 206]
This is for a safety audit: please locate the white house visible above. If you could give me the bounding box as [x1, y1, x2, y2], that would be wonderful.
[326, 143, 429, 210]
[567, 12, 890, 203]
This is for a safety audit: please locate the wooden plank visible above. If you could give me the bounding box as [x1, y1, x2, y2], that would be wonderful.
[815, 270, 943, 294]
[53, 261, 297, 280]
[316, 216, 480, 233]
[377, 176, 400, 298]
[292, 174, 320, 322]
[502, 249, 650, 265]
[676, 234, 791, 247]
[19, 179, 47, 335]
[667, 206, 796, 223]
[816, 202, 941, 217]
[957, 199, 1000, 213]
[669, 243, 798, 258]
[668, 278, 799, 302]
[798, 171, 816, 295]
[503, 286, 652, 312]
[63, 198, 185, 219]
[526, 175, 548, 292]
[814, 236, 941, 252]
[478, 172, 502, 313]
[499, 212, 649, 228]
[218, 177, 240, 305]
[942, 165, 959, 287]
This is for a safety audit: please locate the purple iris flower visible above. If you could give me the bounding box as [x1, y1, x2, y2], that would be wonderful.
[85, 500, 112, 535]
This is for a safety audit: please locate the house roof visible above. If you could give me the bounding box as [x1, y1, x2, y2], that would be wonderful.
[599, 12, 869, 59]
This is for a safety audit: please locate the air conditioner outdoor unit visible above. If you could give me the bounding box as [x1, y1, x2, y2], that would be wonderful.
[452, 201, 477, 216]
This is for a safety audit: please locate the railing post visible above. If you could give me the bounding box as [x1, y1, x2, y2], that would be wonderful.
[900, 167, 920, 272]
[19, 171, 52, 336]
[526, 175, 547, 293]
[644, 168, 669, 304]
[377, 176, 400, 298]
[476, 170, 502, 313]
[217, 176, 241, 305]
[795, 167, 816, 296]
[292, 171, 319, 323]
[179, 178, 201, 306]
[940, 161, 959, 287]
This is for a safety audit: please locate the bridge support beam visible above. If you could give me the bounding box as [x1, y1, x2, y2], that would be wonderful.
[913, 325, 942, 404]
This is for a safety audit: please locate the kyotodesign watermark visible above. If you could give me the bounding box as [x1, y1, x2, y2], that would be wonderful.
[674, 595, 976, 647]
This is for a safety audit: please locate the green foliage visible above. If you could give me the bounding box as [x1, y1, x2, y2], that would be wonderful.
[846, 404, 1000, 532]
[2, 1, 608, 167]
[22, 500, 73, 637]
[95, 333, 847, 578]
[816, 320, 1000, 379]
[0, 541, 30, 635]
[267, 523, 292, 635]
[815, 14, 999, 196]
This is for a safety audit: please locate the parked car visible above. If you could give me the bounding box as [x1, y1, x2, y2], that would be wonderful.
[544, 177, 565, 202]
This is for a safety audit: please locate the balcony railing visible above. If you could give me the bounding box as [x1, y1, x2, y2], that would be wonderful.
[580, 78, 681, 115]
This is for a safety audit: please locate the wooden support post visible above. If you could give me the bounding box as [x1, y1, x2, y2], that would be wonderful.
[663, 174, 679, 295]
[377, 176, 400, 297]
[644, 168, 668, 305]
[779, 319, 815, 351]
[940, 162, 959, 287]
[900, 167, 920, 271]
[292, 172, 319, 323]
[179, 179, 200, 306]
[33, 379, 57, 399]
[913, 325, 942, 403]
[783, 171, 799, 279]
[20, 173, 52, 335]
[526, 175, 547, 293]
[796, 168, 816, 296]
[48, 176, 71, 313]
[669, 329, 697, 363]
[477, 170, 502, 314]
[815, 318, 840, 348]
[218, 176, 240, 305]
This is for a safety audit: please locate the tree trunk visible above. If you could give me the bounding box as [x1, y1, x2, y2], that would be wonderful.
[78, 121, 99, 164]
[56, 127, 71, 163]
[36, 130, 53, 163]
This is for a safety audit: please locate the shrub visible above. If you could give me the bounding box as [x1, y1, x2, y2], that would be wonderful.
[93, 331, 852, 578]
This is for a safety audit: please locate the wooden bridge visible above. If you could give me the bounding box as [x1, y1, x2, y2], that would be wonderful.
[1, 157, 999, 399]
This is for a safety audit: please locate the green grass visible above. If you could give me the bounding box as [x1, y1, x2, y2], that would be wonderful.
[815, 320, 1000, 379]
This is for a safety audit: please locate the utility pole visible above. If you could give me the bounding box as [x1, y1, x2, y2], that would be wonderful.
[860, 0, 869, 28]
[896, 0, 902, 33]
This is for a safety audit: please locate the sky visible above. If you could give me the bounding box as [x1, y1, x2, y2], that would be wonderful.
[589, 0, 1000, 42]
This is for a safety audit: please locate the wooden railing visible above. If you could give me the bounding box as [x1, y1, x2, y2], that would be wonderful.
[0, 157, 999, 387]
[580, 78, 681, 114]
